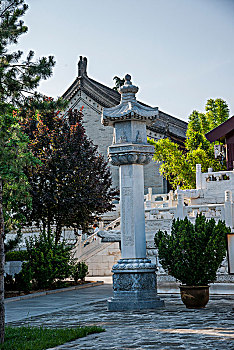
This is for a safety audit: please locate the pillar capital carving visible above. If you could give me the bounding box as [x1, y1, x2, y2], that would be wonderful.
[108, 143, 154, 165]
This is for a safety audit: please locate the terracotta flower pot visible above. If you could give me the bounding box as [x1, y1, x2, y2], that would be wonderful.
[179, 285, 210, 309]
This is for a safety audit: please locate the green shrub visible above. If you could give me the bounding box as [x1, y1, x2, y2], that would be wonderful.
[20, 231, 73, 290]
[72, 262, 88, 283]
[15, 265, 33, 292]
[5, 250, 28, 262]
[5, 268, 32, 292]
[154, 214, 230, 286]
[4, 274, 15, 291]
[4, 231, 23, 254]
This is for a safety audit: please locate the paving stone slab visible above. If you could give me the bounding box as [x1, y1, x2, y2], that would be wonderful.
[5, 281, 104, 303]
[6, 285, 234, 350]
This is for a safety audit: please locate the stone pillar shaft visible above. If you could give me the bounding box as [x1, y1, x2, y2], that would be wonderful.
[120, 164, 146, 259]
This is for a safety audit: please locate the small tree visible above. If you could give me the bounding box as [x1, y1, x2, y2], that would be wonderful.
[23, 106, 118, 241]
[154, 215, 229, 286]
[19, 231, 72, 290]
[149, 98, 229, 189]
[72, 262, 89, 284]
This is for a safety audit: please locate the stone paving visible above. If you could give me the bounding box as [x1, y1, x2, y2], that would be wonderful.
[6, 284, 234, 350]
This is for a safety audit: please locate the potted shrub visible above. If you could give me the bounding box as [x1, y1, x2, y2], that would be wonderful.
[154, 214, 230, 308]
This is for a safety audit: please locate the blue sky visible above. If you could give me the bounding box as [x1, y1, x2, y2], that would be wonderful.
[16, 0, 234, 121]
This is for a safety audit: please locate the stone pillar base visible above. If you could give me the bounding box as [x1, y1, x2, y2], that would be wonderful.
[108, 258, 164, 311]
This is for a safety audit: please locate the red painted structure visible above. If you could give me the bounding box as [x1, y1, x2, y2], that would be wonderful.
[205, 116, 234, 170]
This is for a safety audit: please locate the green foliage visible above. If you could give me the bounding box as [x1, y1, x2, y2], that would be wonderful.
[72, 262, 88, 283]
[150, 98, 229, 189]
[22, 105, 118, 240]
[185, 111, 212, 151]
[4, 274, 15, 291]
[205, 98, 230, 130]
[154, 215, 229, 286]
[4, 268, 32, 293]
[0, 106, 36, 234]
[0, 0, 56, 239]
[20, 231, 72, 289]
[149, 138, 191, 189]
[0, 326, 104, 350]
[4, 231, 22, 253]
[5, 235, 89, 292]
[15, 266, 32, 292]
[0, 0, 55, 109]
[5, 250, 27, 261]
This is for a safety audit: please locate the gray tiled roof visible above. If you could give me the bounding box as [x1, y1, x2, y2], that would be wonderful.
[63, 75, 120, 108]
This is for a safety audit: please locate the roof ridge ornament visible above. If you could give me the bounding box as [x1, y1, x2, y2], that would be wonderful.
[78, 56, 87, 77]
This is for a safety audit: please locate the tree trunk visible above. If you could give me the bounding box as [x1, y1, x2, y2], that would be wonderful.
[55, 222, 62, 244]
[42, 221, 46, 233]
[0, 179, 5, 344]
[47, 210, 51, 235]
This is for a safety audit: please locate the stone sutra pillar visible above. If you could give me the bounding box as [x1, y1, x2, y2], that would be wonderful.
[101, 74, 164, 311]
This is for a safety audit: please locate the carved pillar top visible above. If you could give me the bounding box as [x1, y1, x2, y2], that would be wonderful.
[101, 74, 159, 127]
[101, 75, 157, 166]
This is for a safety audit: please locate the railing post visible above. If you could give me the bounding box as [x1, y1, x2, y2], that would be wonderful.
[145, 201, 151, 209]
[147, 187, 152, 201]
[225, 190, 233, 228]
[168, 190, 173, 207]
[175, 192, 184, 219]
[145, 187, 152, 209]
[99, 221, 104, 229]
[196, 164, 202, 189]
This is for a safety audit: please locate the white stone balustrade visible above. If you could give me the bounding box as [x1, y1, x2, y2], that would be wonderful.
[143, 165, 234, 230]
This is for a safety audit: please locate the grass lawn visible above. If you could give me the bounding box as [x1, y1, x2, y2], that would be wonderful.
[0, 326, 105, 350]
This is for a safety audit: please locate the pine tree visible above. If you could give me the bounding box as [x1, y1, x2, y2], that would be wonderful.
[0, 0, 55, 111]
[0, 0, 56, 342]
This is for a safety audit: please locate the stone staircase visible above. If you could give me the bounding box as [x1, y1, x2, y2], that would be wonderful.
[76, 214, 164, 276]
[76, 217, 121, 276]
